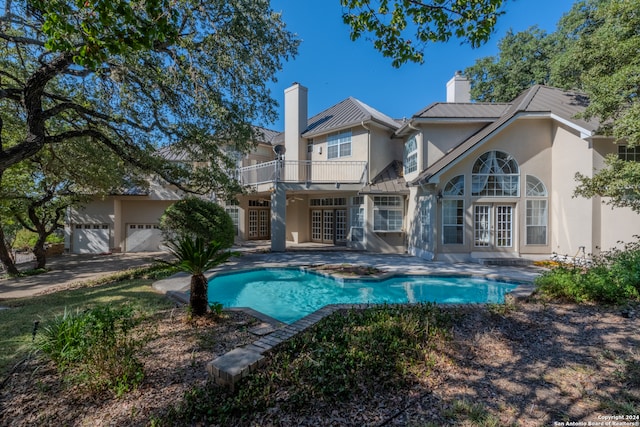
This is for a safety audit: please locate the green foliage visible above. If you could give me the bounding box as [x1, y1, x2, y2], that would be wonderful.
[465, 27, 563, 102]
[0, 0, 299, 202]
[163, 236, 234, 316]
[341, 0, 506, 67]
[575, 156, 640, 213]
[535, 241, 640, 304]
[36, 304, 146, 396]
[160, 197, 234, 248]
[166, 304, 451, 424]
[208, 301, 224, 317]
[12, 229, 63, 251]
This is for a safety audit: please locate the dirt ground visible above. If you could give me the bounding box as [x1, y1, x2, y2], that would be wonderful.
[1, 302, 639, 426]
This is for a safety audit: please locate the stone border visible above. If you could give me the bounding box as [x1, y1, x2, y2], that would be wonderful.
[157, 264, 537, 387]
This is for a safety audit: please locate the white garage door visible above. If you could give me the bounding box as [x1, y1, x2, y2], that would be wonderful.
[126, 224, 162, 252]
[73, 224, 109, 254]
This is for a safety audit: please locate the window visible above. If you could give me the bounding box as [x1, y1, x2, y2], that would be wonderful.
[442, 175, 464, 244]
[525, 175, 548, 245]
[404, 136, 418, 174]
[327, 130, 351, 159]
[373, 196, 403, 232]
[419, 196, 432, 246]
[443, 175, 464, 196]
[471, 150, 520, 197]
[442, 200, 464, 244]
[618, 145, 640, 162]
[225, 206, 239, 236]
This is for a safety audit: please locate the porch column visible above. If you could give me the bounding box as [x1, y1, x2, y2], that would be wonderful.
[270, 183, 286, 252]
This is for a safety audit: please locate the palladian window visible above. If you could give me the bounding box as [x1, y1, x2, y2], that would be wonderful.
[471, 150, 520, 197]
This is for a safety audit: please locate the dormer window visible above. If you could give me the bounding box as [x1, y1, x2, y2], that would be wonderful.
[327, 130, 351, 159]
[404, 136, 418, 174]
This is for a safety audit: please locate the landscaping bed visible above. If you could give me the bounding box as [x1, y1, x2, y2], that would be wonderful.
[2, 300, 638, 426]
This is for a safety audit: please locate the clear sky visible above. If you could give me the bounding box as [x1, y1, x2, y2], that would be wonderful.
[264, 0, 576, 131]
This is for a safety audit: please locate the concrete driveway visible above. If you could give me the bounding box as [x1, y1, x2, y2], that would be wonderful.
[0, 252, 169, 299]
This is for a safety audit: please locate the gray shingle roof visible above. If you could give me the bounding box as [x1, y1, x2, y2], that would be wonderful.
[303, 97, 399, 138]
[410, 85, 600, 186]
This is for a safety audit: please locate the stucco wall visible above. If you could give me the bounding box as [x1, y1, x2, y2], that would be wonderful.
[423, 123, 487, 169]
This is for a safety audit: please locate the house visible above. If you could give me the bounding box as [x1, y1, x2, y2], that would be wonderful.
[69, 73, 640, 261]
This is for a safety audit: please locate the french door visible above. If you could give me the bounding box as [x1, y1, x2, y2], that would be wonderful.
[248, 209, 270, 239]
[311, 209, 347, 244]
[473, 204, 514, 248]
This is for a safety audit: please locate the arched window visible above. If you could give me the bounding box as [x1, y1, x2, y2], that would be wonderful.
[471, 150, 519, 197]
[442, 175, 464, 244]
[443, 175, 464, 196]
[525, 175, 548, 245]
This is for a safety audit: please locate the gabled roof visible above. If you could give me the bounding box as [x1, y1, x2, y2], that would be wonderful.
[359, 160, 409, 195]
[303, 97, 400, 138]
[253, 126, 281, 145]
[410, 85, 600, 186]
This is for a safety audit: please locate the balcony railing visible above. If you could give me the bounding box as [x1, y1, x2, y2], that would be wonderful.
[238, 160, 368, 186]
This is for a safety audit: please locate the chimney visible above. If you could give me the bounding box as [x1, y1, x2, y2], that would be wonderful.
[284, 82, 308, 161]
[446, 71, 471, 103]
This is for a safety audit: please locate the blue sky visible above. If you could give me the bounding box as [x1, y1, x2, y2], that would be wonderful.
[264, 0, 576, 130]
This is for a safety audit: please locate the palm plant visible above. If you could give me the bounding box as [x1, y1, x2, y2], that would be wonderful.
[164, 237, 233, 316]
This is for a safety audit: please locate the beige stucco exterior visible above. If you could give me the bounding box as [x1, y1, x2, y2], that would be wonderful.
[72, 81, 640, 260]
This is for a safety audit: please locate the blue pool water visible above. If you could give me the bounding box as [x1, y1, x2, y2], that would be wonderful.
[208, 268, 519, 324]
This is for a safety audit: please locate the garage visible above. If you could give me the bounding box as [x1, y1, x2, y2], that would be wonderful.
[73, 224, 110, 254]
[126, 224, 163, 252]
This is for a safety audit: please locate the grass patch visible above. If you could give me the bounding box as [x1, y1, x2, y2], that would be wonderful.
[166, 303, 451, 425]
[0, 264, 176, 377]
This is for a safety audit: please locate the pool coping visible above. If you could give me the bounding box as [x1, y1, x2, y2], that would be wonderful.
[153, 261, 539, 387]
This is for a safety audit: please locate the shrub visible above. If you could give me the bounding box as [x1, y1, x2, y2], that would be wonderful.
[36, 304, 146, 396]
[535, 241, 640, 304]
[160, 197, 234, 248]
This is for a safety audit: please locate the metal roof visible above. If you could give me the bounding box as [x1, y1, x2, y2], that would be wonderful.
[410, 85, 601, 186]
[360, 160, 409, 195]
[413, 102, 511, 119]
[303, 97, 400, 138]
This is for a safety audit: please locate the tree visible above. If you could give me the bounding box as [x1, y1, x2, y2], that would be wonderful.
[164, 237, 233, 317]
[0, 142, 136, 271]
[464, 27, 560, 102]
[160, 198, 235, 249]
[574, 157, 640, 214]
[340, 0, 507, 67]
[0, 0, 298, 198]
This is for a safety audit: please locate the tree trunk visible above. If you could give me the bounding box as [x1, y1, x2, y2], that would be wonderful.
[0, 226, 19, 275]
[190, 273, 209, 316]
[32, 235, 47, 269]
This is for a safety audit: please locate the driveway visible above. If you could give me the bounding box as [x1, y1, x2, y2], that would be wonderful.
[0, 252, 169, 300]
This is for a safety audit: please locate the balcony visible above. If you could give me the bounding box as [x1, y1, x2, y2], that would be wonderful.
[238, 160, 368, 186]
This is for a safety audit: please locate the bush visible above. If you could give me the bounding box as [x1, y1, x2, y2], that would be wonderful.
[535, 241, 640, 304]
[36, 304, 146, 396]
[160, 197, 234, 248]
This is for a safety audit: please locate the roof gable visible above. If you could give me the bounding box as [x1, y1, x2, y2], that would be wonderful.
[303, 97, 399, 138]
[410, 85, 600, 186]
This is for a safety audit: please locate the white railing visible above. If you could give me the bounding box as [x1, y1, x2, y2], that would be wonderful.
[238, 160, 368, 186]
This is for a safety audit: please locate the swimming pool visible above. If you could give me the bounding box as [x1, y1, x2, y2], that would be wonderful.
[208, 268, 520, 324]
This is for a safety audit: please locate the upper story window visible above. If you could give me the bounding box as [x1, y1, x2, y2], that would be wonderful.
[327, 130, 352, 159]
[471, 150, 520, 197]
[404, 136, 418, 174]
[618, 145, 640, 162]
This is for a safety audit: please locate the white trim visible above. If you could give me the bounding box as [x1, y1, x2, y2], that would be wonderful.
[549, 113, 594, 140]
